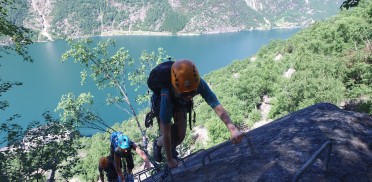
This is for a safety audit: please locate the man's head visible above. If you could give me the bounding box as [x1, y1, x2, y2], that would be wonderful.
[99, 156, 108, 169]
[118, 134, 131, 150]
[171, 59, 200, 98]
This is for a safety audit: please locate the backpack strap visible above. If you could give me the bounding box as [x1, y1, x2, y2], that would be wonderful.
[193, 108, 196, 125]
[188, 99, 196, 130]
[188, 107, 192, 130]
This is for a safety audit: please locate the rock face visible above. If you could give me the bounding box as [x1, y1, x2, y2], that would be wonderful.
[142, 103, 372, 182]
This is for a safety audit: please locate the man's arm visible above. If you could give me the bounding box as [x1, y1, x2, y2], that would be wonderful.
[213, 104, 244, 144]
[132, 143, 151, 168]
[158, 88, 178, 168]
[160, 122, 178, 168]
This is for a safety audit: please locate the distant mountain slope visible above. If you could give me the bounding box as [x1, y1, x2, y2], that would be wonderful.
[143, 103, 371, 182]
[195, 0, 372, 146]
[8, 0, 343, 39]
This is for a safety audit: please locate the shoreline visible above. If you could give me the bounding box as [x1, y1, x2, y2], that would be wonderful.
[98, 29, 242, 37]
[31, 26, 304, 43]
[95, 26, 304, 37]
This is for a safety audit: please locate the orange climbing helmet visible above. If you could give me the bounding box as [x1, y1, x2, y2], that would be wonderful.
[99, 156, 108, 169]
[171, 59, 200, 93]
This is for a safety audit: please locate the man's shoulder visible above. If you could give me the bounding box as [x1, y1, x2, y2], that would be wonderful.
[198, 78, 210, 91]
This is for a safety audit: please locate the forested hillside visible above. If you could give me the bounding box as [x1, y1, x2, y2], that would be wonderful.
[5, 0, 343, 40]
[73, 1, 371, 181]
[199, 0, 372, 142]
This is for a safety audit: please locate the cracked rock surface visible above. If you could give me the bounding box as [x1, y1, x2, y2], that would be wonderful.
[143, 103, 372, 182]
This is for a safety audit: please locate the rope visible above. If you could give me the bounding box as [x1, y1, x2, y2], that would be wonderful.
[292, 141, 332, 182]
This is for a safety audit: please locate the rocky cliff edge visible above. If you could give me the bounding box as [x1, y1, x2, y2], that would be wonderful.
[142, 103, 371, 182]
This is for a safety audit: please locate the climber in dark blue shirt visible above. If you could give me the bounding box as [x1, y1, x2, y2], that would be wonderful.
[148, 59, 244, 168]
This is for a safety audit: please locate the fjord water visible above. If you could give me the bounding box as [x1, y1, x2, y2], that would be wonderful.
[1, 29, 300, 136]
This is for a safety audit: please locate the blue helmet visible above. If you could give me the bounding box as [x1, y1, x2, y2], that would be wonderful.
[118, 134, 131, 149]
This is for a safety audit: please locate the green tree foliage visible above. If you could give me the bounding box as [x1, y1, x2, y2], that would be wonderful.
[55, 92, 116, 132]
[142, 0, 170, 31]
[75, 133, 110, 181]
[0, 81, 22, 111]
[61, 39, 168, 140]
[1, 112, 83, 181]
[1, 1, 84, 181]
[0, 0, 32, 62]
[1, 0, 33, 179]
[61, 38, 170, 181]
[2, 0, 29, 27]
[161, 11, 188, 34]
[52, 0, 100, 35]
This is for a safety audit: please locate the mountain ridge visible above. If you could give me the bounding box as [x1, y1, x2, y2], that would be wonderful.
[11, 0, 343, 40]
